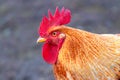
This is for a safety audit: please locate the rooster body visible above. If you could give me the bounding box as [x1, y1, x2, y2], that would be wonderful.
[37, 7, 120, 80]
[53, 26, 120, 80]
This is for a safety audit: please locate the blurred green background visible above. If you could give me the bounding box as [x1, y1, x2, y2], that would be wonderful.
[0, 0, 120, 80]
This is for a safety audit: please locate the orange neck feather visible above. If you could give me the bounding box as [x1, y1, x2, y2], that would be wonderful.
[53, 26, 120, 79]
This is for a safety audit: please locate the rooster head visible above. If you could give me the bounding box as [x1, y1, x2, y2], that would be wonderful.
[37, 7, 71, 64]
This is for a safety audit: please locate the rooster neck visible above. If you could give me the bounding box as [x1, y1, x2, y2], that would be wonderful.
[57, 27, 104, 64]
[53, 27, 120, 80]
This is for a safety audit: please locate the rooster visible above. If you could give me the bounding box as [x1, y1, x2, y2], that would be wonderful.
[37, 7, 120, 80]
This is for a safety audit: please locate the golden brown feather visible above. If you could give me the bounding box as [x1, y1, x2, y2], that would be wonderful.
[52, 26, 120, 80]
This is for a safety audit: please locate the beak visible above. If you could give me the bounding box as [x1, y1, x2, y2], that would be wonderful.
[37, 37, 46, 43]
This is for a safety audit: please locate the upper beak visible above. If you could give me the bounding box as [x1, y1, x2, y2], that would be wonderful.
[37, 37, 46, 43]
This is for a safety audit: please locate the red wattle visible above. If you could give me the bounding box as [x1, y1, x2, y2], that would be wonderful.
[42, 43, 59, 64]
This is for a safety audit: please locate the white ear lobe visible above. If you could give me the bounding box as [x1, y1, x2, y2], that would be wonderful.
[59, 33, 66, 39]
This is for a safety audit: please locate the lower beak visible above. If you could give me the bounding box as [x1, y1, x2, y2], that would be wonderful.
[37, 37, 46, 43]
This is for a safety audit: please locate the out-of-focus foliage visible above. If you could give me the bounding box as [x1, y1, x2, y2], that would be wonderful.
[0, 0, 119, 80]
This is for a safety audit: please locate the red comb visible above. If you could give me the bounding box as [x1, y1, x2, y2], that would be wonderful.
[39, 7, 71, 36]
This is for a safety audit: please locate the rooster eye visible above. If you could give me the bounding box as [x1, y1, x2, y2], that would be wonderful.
[51, 32, 57, 37]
